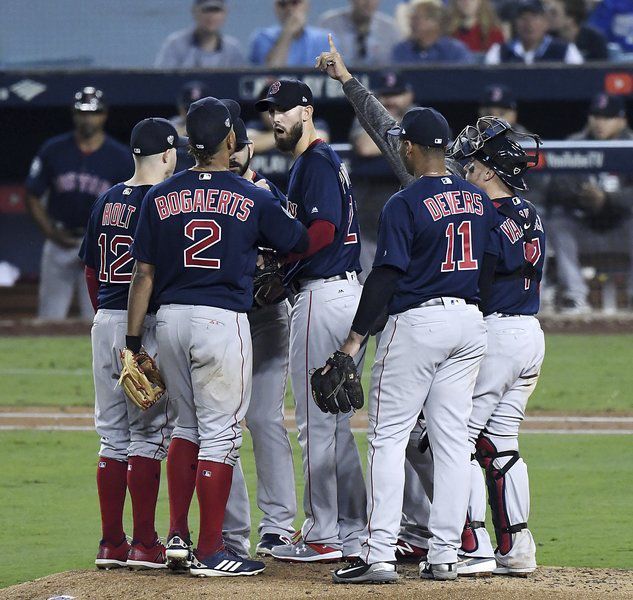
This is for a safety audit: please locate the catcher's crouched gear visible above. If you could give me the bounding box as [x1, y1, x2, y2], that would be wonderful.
[253, 250, 286, 307]
[118, 348, 166, 410]
[310, 351, 364, 414]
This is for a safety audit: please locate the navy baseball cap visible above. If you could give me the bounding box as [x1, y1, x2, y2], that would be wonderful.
[187, 97, 233, 151]
[130, 118, 188, 156]
[515, 0, 545, 16]
[234, 118, 252, 147]
[589, 93, 626, 118]
[480, 84, 516, 110]
[255, 79, 313, 112]
[374, 72, 412, 97]
[74, 86, 106, 112]
[220, 98, 241, 124]
[178, 81, 211, 109]
[387, 107, 450, 148]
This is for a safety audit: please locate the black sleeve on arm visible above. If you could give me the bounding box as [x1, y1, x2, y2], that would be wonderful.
[351, 265, 402, 336]
[478, 252, 498, 316]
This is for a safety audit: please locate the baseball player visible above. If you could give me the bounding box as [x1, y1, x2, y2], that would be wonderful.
[450, 116, 546, 576]
[126, 96, 308, 577]
[253, 79, 366, 563]
[25, 87, 133, 320]
[319, 106, 499, 583]
[224, 118, 298, 556]
[79, 117, 186, 569]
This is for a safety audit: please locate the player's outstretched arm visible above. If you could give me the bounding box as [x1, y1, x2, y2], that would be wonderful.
[315, 34, 413, 187]
[126, 260, 155, 352]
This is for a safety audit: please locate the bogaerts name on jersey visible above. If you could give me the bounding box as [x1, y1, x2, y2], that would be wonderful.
[154, 189, 254, 222]
[423, 190, 484, 222]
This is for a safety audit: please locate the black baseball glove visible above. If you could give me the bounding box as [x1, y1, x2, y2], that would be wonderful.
[253, 250, 285, 307]
[310, 351, 364, 414]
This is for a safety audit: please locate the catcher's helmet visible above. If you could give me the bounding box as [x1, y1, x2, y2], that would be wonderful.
[73, 86, 106, 112]
[448, 116, 541, 191]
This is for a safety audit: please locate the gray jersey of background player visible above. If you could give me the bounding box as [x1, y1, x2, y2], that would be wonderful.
[219, 117, 298, 558]
[24, 87, 133, 320]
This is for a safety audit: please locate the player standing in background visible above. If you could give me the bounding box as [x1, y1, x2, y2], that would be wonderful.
[126, 97, 308, 577]
[254, 79, 366, 563]
[25, 87, 133, 320]
[325, 107, 498, 583]
[224, 117, 297, 556]
[450, 117, 546, 576]
[80, 117, 186, 569]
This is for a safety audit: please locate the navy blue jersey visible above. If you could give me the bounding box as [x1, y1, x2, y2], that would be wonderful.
[25, 133, 133, 231]
[131, 169, 306, 312]
[79, 183, 150, 311]
[284, 140, 361, 282]
[374, 175, 499, 315]
[251, 171, 287, 207]
[487, 196, 546, 315]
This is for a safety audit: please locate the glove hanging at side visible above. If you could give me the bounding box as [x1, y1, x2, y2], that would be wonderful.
[310, 350, 364, 414]
[118, 348, 166, 410]
[253, 250, 286, 307]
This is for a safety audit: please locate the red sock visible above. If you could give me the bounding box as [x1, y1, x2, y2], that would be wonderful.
[195, 460, 233, 557]
[127, 455, 161, 546]
[167, 437, 199, 540]
[96, 456, 128, 544]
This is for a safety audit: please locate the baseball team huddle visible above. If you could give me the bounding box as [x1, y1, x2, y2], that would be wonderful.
[27, 38, 546, 584]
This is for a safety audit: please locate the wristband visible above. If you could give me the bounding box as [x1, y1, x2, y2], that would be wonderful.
[126, 335, 142, 354]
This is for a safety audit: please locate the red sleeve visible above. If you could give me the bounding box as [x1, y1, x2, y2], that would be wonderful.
[84, 266, 99, 313]
[283, 219, 335, 264]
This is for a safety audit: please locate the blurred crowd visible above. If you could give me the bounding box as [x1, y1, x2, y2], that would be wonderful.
[155, 0, 633, 69]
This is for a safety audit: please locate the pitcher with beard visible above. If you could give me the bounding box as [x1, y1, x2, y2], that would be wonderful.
[255, 79, 366, 563]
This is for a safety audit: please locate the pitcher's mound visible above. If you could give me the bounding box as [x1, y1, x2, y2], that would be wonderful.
[1, 562, 631, 600]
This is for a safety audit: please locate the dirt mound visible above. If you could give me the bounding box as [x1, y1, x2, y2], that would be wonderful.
[2, 563, 632, 600]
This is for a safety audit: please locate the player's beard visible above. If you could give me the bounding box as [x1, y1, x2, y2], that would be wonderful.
[75, 121, 100, 140]
[274, 121, 303, 153]
[229, 153, 251, 177]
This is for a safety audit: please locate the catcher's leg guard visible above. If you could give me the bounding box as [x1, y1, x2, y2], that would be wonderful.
[460, 459, 494, 557]
[475, 435, 531, 556]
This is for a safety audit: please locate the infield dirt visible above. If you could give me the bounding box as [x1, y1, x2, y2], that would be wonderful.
[2, 563, 632, 600]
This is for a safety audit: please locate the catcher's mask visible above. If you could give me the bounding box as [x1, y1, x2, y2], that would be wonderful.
[448, 116, 541, 191]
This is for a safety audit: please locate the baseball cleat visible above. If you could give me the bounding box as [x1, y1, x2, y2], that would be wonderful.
[270, 535, 342, 563]
[166, 534, 193, 570]
[127, 538, 167, 570]
[456, 556, 496, 577]
[493, 565, 535, 577]
[190, 546, 265, 577]
[395, 539, 428, 564]
[95, 538, 130, 569]
[255, 533, 292, 557]
[419, 561, 458, 581]
[332, 559, 398, 584]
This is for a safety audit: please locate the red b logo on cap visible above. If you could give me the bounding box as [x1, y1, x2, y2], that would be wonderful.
[269, 81, 281, 95]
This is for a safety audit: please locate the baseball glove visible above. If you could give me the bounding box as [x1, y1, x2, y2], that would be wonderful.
[310, 351, 364, 414]
[253, 250, 285, 307]
[118, 348, 166, 411]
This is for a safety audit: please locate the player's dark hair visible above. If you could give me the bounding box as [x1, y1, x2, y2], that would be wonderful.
[188, 144, 219, 166]
[562, 0, 587, 25]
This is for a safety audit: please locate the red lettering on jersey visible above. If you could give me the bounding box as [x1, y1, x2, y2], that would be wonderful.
[102, 203, 112, 226]
[500, 218, 522, 244]
[217, 190, 232, 214]
[423, 197, 442, 221]
[193, 188, 205, 212]
[205, 189, 218, 212]
[229, 193, 243, 217]
[236, 197, 253, 222]
[445, 190, 464, 214]
[472, 193, 484, 216]
[167, 192, 180, 216]
[180, 190, 193, 213]
[122, 205, 136, 229]
[110, 203, 122, 226]
[435, 193, 451, 217]
[155, 195, 170, 220]
[287, 201, 298, 218]
[462, 191, 474, 213]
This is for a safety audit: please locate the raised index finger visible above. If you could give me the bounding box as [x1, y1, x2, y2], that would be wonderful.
[328, 33, 337, 53]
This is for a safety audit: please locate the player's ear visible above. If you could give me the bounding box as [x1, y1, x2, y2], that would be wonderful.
[161, 149, 170, 164]
[227, 129, 237, 154]
[303, 105, 313, 122]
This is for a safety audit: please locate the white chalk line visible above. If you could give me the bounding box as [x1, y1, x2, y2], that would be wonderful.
[0, 368, 91, 376]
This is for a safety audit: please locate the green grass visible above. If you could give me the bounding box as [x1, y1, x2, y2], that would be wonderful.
[0, 430, 631, 589]
[0, 334, 632, 413]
